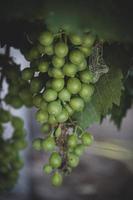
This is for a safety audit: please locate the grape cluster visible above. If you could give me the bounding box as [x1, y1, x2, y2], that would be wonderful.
[0, 108, 27, 191]
[23, 30, 96, 186]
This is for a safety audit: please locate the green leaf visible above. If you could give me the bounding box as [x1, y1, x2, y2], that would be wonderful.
[74, 66, 123, 129]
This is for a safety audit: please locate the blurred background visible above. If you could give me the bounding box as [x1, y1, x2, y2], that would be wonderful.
[0, 48, 133, 200]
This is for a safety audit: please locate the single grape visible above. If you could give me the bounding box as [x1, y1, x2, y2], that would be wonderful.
[40, 100, 48, 111]
[11, 117, 24, 130]
[51, 172, 63, 187]
[67, 134, 78, 148]
[58, 88, 71, 102]
[45, 45, 54, 55]
[69, 50, 84, 65]
[30, 77, 43, 93]
[49, 152, 62, 168]
[42, 136, 55, 152]
[63, 63, 77, 77]
[50, 68, 64, 78]
[7, 95, 23, 109]
[51, 78, 64, 92]
[43, 89, 57, 102]
[33, 94, 42, 108]
[55, 126, 62, 138]
[82, 34, 95, 47]
[48, 115, 58, 125]
[25, 47, 39, 61]
[43, 164, 52, 174]
[67, 78, 81, 94]
[78, 59, 87, 71]
[67, 153, 79, 168]
[0, 109, 10, 123]
[56, 109, 69, 123]
[37, 43, 45, 54]
[79, 46, 92, 57]
[52, 56, 65, 68]
[38, 61, 49, 73]
[79, 70, 93, 83]
[74, 144, 85, 156]
[41, 124, 50, 133]
[48, 101, 62, 116]
[64, 104, 74, 116]
[79, 84, 94, 102]
[35, 110, 48, 124]
[70, 97, 84, 111]
[81, 132, 93, 146]
[54, 42, 68, 58]
[21, 68, 34, 80]
[38, 31, 54, 46]
[69, 33, 82, 45]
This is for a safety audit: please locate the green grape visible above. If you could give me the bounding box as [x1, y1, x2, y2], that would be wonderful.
[67, 153, 79, 168]
[45, 45, 54, 55]
[40, 100, 48, 111]
[69, 50, 84, 65]
[63, 63, 77, 77]
[41, 124, 50, 133]
[51, 172, 63, 187]
[0, 109, 10, 123]
[55, 126, 62, 138]
[69, 33, 82, 45]
[14, 139, 27, 150]
[38, 31, 54, 46]
[43, 164, 52, 174]
[79, 70, 93, 83]
[70, 97, 84, 111]
[8, 84, 19, 95]
[25, 47, 39, 61]
[58, 88, 71, 102]
[13, 129, 26, 138]
[54, 42, 68, 58]
[35, 110, 48, 124]
[56, 109, 69, 123]
[11, 117, 24, 130]
[19, 88, 33, 107]
[38, 61, 49, 73]
[30, 77, 43, 93]
[37, 43, 45, 54]
[67, 78, 81, 94]
[43, 89, 57, 102]
[67, 134, 78, 148]
[78, 59, 87, 71]
[49, 152, 62, 168]
[74, 144, 85, 156]
[50, 68, 64, 78]
[21, 68, 34, 80]
[33, 94, 42, 108]
[81, 132, 93, 146]
[51, 78, 64, 92]
[48, 115, 58, 125]
[79, 84, 94, 102]
[52, 56, 65, 68]
[64, 104, 74, 116]
[6, 95, 23, 109]
[82, 34, 96, 47]
[42, 136, 55, 152]
[48, 101, 62, 116]
[79, 46, 92, 57]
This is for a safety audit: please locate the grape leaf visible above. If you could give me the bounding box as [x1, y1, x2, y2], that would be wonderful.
[74, 66, 123, 128]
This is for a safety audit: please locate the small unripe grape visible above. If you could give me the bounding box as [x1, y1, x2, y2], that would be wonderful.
[69, 50, 84, 65]
[32, 138, 42, 151]
[79, 84, 94, 102]
[45, 45, 54, 55]
[74, 144, 85, 156]
[0, 109, 10, 123]
[51, 172, 63, 187]
[49, 152, 62, 168]
[21, 68, 34, 80]
[30, 77, 42, 93]
[40, 100, 48, 111]
[48, 101, 62, 116]
[58, 88, 71, 102]
[78, 59, 87, 71]
[51, 68, 64, 78]
[51, 78, 64, 92]
[79, 70, 93, 83]
[25, 47, 39, 61]
[43, 164, 52, 174]
[67, 153, 79, 168]
[33, 94, 42, 108]
[52, 56, 65, 68]
[79, 46, 92, 57]
[82, 34, 95, 47]
[70, 97, 84, 111]
[63, 63, 77, 77]
[38, 61, 49, 73]
[56, 109, 69, 123]
[81, 132, 93, 146]
[64, 104, 74, 116]
[67, 78, 81, 94]
[41, 124, 50, 133]
[48, 115, 57, 125]
[35, 110, 48, 124]
[42, 136, 56, 151]
[69, 33, 82, 45]
[11, 117, 24, 130]
[55, 126, 62, 138]
[67, 134, 78, 148]
[38, 31, 54, 46]
[8, 95, 23, 109]
[37, 43, 45, 54]
[54, 42, 68, 58]
[43, 89, 57, 102]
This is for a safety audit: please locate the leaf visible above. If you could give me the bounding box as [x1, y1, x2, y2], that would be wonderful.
[74, 66, 123, 129]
